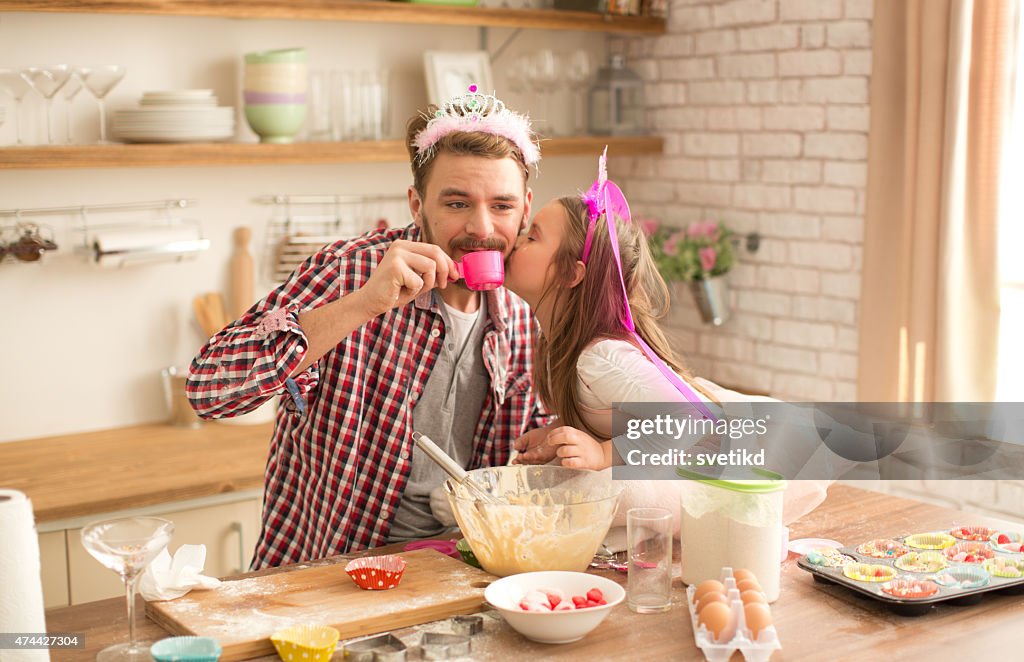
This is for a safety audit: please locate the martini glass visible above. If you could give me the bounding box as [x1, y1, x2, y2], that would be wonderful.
[62, 71, 84, 144]
[528, 50, 560, 136]
[0, 68, 34, 144]
[81, 517, 174, 661]
[20, 65, 72, 144]
[564, 50, 592, 135]
[78, 65, 126, 143]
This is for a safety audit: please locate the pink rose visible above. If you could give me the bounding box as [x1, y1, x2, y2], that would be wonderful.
[638, 218, 660, 237]
[663, 235, 680, 257]
[699, 246, 717, 273]
[701, 221, 720, 239]
[687, 221, 702, 238]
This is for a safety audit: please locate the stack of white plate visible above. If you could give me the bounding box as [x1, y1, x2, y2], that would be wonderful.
[113, 90, 235, 143]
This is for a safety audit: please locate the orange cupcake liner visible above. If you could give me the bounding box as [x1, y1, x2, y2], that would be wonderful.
[344, 555, 407, 590]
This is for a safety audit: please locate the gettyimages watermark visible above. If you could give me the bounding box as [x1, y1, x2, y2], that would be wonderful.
[610, 401, 1024, 481]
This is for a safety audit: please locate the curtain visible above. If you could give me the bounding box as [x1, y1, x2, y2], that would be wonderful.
[858, 0, 1016, 402]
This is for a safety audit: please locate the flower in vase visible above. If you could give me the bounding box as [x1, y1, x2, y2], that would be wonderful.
[647, 219, 736, 282]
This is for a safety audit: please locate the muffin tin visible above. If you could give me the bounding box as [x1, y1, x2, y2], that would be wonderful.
[798, 526, 1024, 615]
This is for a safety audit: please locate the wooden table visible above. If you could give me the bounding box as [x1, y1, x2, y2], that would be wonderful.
[44, 485, 1024, 661]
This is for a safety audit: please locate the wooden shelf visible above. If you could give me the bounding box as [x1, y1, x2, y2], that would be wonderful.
[0, 0, 665, 33]
[0, 135, 663, 169]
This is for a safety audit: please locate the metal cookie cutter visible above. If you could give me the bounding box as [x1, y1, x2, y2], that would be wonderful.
[450, 615, 483, 636]
[343, 633, 407, 662]
[420, 632, 471, 660]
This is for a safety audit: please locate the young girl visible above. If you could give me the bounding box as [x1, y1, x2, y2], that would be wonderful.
[501, 153, 832, 534]
[505, 153, 718, 471]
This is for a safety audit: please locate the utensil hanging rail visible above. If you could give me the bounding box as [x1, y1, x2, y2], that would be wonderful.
[0, 198, 196, 219]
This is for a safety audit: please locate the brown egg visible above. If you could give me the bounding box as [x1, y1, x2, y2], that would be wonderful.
[744, 603, 773, 640]
[696, 591, 728, 613]
[693, 579, 726, 604]
[698, 601, 733, 641]
[741, 589, 767, 605]
[732, 568, 757, 584]
[736, 578, 762, 594]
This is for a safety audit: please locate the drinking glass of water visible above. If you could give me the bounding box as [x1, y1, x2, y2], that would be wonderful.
[627, 507, 673, 613]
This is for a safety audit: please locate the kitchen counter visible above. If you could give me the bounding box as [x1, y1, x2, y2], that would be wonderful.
[0, 422, 272, 523]
[45, 485, 1024, 660]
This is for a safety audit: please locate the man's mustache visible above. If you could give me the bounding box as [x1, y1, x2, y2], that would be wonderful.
[450, 238, 508, 252]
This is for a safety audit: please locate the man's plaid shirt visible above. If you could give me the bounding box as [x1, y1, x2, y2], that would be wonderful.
[187, 224, 548, 569]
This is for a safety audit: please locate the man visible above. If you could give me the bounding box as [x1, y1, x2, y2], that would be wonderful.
[187, 89, 548, 569]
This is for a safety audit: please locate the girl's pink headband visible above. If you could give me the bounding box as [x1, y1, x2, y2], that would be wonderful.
[579, 147, 718, 422]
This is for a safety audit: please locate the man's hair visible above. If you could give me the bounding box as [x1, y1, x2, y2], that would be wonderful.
[532, 196, 706, 438]
[405, 106, 532, 198]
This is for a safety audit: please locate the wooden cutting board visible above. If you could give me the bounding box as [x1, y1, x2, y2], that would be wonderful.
[145, 549, 494, 661]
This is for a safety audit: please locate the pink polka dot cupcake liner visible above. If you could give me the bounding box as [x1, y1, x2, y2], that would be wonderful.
[344, 554, 407, 590]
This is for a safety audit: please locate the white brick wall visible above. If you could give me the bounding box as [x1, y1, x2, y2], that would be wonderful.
[611, 0, 870, 404]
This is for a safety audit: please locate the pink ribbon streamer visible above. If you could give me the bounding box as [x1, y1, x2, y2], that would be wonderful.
[583, 153, 719, 422]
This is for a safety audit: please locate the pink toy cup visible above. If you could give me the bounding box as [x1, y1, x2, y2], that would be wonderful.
[455, 250, 504, 291]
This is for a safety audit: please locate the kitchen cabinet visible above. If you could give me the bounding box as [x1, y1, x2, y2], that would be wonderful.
[0, 1, 665, 169]
[38, 530, 69, 608]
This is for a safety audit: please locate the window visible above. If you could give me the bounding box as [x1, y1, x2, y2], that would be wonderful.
[996, 2, 1024, 400]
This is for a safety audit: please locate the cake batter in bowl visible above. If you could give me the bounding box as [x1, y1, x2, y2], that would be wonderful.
[445, 466, 623, 577]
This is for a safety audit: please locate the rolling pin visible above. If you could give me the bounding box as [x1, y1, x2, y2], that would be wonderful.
[229, 226, 254, 319]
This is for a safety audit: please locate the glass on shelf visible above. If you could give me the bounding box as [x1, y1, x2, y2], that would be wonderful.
[564, 49, 593, 135]
[81, 516, 174, 662]
[0, 68, 33, 145]
[62, 71, 84, 144]
[20, 65, 72, 144]
[78, 65, 126, 144]
[528, 49, 560, 136]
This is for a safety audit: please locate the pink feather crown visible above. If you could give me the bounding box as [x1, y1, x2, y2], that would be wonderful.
[412, 85, 541, 168]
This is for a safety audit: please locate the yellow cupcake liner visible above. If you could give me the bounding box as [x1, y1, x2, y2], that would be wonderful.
[903, 532, 956, 550]
[894, 551, 947, 574]
[270, 625, 340, 662]
[843, 563, 896, 582]
[983, 557, 1024, 579]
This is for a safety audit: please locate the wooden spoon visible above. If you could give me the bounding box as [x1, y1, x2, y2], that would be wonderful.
[205, 292, 230, 330]
[192, 295, 219, 338]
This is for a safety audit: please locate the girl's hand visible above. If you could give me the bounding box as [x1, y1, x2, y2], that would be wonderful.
[512, 426, 556, 464]
[547, 426, 608, 470]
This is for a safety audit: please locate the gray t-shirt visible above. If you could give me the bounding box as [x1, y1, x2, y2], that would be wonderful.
[388, 294, 490, 542]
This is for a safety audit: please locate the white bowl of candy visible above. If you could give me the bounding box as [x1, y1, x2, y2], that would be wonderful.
[484, 571, 625, 644]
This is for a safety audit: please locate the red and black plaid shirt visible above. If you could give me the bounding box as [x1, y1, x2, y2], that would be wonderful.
[187, 225, 548, 569]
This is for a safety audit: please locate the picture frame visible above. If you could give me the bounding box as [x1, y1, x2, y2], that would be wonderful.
[423, 51, 494, 106]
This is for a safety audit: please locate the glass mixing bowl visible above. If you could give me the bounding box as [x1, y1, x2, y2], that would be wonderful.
[445, 465, 623, 577]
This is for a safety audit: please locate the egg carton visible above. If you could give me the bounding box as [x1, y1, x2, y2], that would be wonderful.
[796, 526, 1024, 616]
[685, 567, 782, 662]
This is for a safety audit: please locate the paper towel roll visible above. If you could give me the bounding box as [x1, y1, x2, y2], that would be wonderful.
[90, 225, 210, 269]
[92, 226, 201, 254]
[0, 490, 50, 662]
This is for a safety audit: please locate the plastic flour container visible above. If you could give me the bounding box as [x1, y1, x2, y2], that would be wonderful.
[677, 467, 787, 602]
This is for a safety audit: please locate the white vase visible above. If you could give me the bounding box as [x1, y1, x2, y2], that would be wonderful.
[689, 275, 731, 326]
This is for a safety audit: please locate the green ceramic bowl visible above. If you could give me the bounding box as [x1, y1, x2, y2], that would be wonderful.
[456, 538, 481, 569]
[244, 48, 308, 65]
[244, 103, 308, 144]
